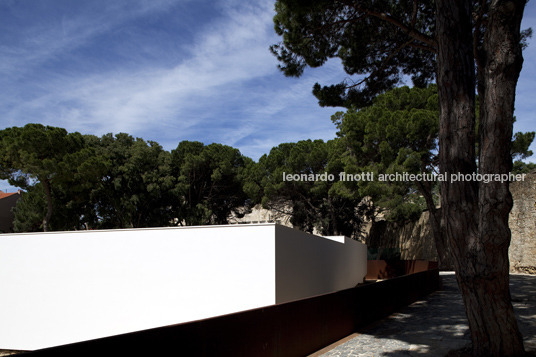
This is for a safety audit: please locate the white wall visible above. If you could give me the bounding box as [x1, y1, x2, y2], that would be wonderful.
[0, 224, 366, 351]
[0, 225, 276, 350]
[275, 225, 367, 303]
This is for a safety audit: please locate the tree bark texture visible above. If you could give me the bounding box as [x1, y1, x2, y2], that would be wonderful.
[42, 179, 53, 232]
[436, 0, 479, 271]
[416, 180, 452, 269]
[428, 205, 451, 269]
[436, 0, 526, 355]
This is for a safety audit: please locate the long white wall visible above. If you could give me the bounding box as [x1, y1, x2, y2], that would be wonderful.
[275, 225, 367, 303]
[0, 224, 366, 351]
[0, 225, 276, 350]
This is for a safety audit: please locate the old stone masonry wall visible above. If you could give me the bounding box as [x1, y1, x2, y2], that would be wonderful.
[366, 172, 536, 273]
[509, 172, 536, 273]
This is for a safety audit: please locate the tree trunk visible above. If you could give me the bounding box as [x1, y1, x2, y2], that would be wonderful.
[416, 181, 451, 269]
[436, 0, 526, 355]
[469, 1, 526, 355]
[42, 179, 53, 232]
[427, 206, 451, 269]
[436, 0, 479, 284]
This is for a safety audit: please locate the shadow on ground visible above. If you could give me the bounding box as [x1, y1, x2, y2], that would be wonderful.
[321, 273, 536, 357]
[511, 274, 536, 353]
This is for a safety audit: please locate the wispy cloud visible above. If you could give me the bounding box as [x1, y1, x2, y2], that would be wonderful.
[2, 0, 297, 150]
[0, 1, 180, 77]
[1, 0, 346, 161]
[3, 0, 532, 167]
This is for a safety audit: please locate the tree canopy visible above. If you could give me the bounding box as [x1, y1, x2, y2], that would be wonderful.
[248, 139, 370, 237]
[2, 128, 252, 232]
[333, 84, 534, 220]
[272, 0, 531, 355]
[332, 85, 439, 221]
[271, 0, 437, 108]
[86, 133, 175, 229]
[170, 141, 251, 226]
[271, 0, 531, 110]
[0, 124, 97, 231]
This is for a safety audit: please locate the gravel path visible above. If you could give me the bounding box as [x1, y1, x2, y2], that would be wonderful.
[319, 272, 536, 357]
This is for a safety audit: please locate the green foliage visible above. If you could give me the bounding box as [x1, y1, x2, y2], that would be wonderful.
[251, 139, 370, 237]
[0, 124, 98, 231]
[271, 0, 436, 108]
[271, 1, 534, 225]
[3, 127, 250, 231]
[89, 133, 175, 229]
[250, 85, 533, 233]
[12, 179, 97, 232]
[332, 85, 438, 221]
[170, 141, 250, 225]
[512, 161, 536, 175]
[12, 184, 46, 232]
[332, 85, 534, 222]
[5, 118, 531, 233]
[511, 131, 535, 160]
[0, 124, 85, 189]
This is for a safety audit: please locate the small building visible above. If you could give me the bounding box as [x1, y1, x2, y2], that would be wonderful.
[0, 190, 21, 233]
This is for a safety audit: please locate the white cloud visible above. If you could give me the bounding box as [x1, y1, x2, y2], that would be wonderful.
[0, 1, 180, 78]
[1, 0, 352, 162]
[2, 0, 283, 141]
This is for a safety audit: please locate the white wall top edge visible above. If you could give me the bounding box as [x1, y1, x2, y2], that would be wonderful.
[320, 235, 346, 243]
[273, 225, 348, 244]
[0, 222, 279, 236]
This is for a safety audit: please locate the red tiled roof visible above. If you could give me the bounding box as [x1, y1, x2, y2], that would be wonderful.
[0, 190, 21, 199]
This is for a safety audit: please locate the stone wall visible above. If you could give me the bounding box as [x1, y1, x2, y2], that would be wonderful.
[366, 211, 437, 262]
[366, 172, 536, 273]
[509, 172, 536, 273]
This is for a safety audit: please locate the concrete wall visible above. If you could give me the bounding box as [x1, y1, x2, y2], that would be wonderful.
[0, 225, 276, 350]
[275, 226, 367, 303]
[0, 224, 366, 351]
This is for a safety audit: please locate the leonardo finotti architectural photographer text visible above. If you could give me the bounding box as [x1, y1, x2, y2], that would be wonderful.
[282, 172, 527, 183]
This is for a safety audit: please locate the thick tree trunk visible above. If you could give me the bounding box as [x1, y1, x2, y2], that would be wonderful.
[436, 0, 479, 283]
[427, 206, 450, 269]
[416, 181, 451, 268]
[471, 1, 526, 355]
[436, 0, 526, 356]
[42, 179, 53, 232]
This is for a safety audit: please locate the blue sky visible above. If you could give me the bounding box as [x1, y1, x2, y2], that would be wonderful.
[1, 0, 535, 191]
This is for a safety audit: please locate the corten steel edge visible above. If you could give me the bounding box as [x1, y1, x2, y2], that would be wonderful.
[18, 268, 440, 357]
[366, 260, 439, 280]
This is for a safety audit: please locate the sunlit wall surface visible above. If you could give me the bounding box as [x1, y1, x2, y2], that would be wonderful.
[0, 224, 366, 350]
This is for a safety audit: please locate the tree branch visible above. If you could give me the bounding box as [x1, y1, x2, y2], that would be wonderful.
[343, 38, 415, 90]
[363, 9, 437, 50]
[335, 0, 437, 51]
[411, 0, 418, 29]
